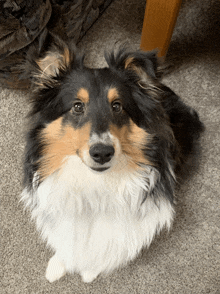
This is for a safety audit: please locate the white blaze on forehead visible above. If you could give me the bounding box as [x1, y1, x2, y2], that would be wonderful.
[88, 131, 122, 156]
[89, 132, 113, 146]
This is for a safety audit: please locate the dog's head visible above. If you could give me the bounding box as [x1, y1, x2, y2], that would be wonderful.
[25, 36, 176, 202]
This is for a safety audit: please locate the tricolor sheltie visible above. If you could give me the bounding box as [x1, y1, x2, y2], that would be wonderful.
[21, 34, 204, 283]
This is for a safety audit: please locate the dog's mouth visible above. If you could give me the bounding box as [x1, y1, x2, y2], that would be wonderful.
[79, 155, 111, 172]
[90, 166, 110, 172]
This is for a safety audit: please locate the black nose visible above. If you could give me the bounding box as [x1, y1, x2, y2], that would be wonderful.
[89, 144, 115, 164]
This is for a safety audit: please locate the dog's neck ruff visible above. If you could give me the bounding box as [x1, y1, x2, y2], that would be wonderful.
[21, 154, 174, 277]
[31, 155, 158, 218]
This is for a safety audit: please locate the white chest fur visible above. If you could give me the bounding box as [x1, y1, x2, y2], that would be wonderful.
[21, 155, 174, 281]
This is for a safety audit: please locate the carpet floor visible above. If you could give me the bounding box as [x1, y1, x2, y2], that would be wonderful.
[1, 0, 220, 293]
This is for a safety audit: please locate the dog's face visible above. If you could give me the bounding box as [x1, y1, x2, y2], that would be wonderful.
[26, 41, 174, 188]
[38, 67, 152, 177]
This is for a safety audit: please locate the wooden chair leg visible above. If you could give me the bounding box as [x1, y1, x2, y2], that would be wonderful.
[140, 0, 182, 58]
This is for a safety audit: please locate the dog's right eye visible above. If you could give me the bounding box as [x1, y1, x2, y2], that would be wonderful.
[72, 101, 85, 114]
[112, 101, 123, 113]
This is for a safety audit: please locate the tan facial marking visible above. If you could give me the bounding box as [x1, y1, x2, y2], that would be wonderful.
[77, 88, 90, 104]
[107, 88, 119, 103]
[110, 120, 152, 168]
[39, 119, 91, 179]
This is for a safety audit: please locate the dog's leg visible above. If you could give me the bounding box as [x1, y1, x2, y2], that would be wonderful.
[81, 271, 100, 283]
[45, 254, 66, 283]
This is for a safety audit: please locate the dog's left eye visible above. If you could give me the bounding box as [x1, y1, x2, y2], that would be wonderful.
[112, 101, 122, 113]
[72, 101, 85, 113]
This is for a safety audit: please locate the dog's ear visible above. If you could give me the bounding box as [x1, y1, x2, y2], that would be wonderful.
[36, 47, 71, 78]
[124, 51, 158, 79]
[106, 48, 161, 85]
[25, 30, 83, 88]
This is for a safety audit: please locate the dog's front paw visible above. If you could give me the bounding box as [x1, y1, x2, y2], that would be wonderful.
[45, 254, 66, 283]
[81, 271, 99, 283]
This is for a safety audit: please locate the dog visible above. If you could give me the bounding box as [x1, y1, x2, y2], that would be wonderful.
[21, 34, 204, 283]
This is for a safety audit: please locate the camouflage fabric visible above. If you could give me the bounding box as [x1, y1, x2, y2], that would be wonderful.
[0, 0, 52, 59]
[0, 0, 113, 89]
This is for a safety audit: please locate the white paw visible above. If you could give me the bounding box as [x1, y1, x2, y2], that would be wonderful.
[81, 271, 99, 283]
[45, 255, 66, 283]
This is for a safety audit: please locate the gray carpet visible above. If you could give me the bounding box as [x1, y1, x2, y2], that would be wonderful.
[1, 0, 220, 293]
